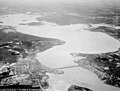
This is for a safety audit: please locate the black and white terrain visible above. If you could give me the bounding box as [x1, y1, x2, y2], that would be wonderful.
[0, 0, 120, 91]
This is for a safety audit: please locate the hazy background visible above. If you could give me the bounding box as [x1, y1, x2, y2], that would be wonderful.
[0, 0, 119, 5]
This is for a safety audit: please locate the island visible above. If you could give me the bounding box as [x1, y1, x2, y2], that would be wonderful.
[19, 22, 44, 26]
[0, 21, 3, 23]
[68, 85, 93, 91]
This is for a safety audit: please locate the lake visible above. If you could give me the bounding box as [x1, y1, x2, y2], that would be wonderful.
[0, 13, 120, 91]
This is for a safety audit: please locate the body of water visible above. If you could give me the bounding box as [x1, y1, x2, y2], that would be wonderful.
[0, 13, 120, 91]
